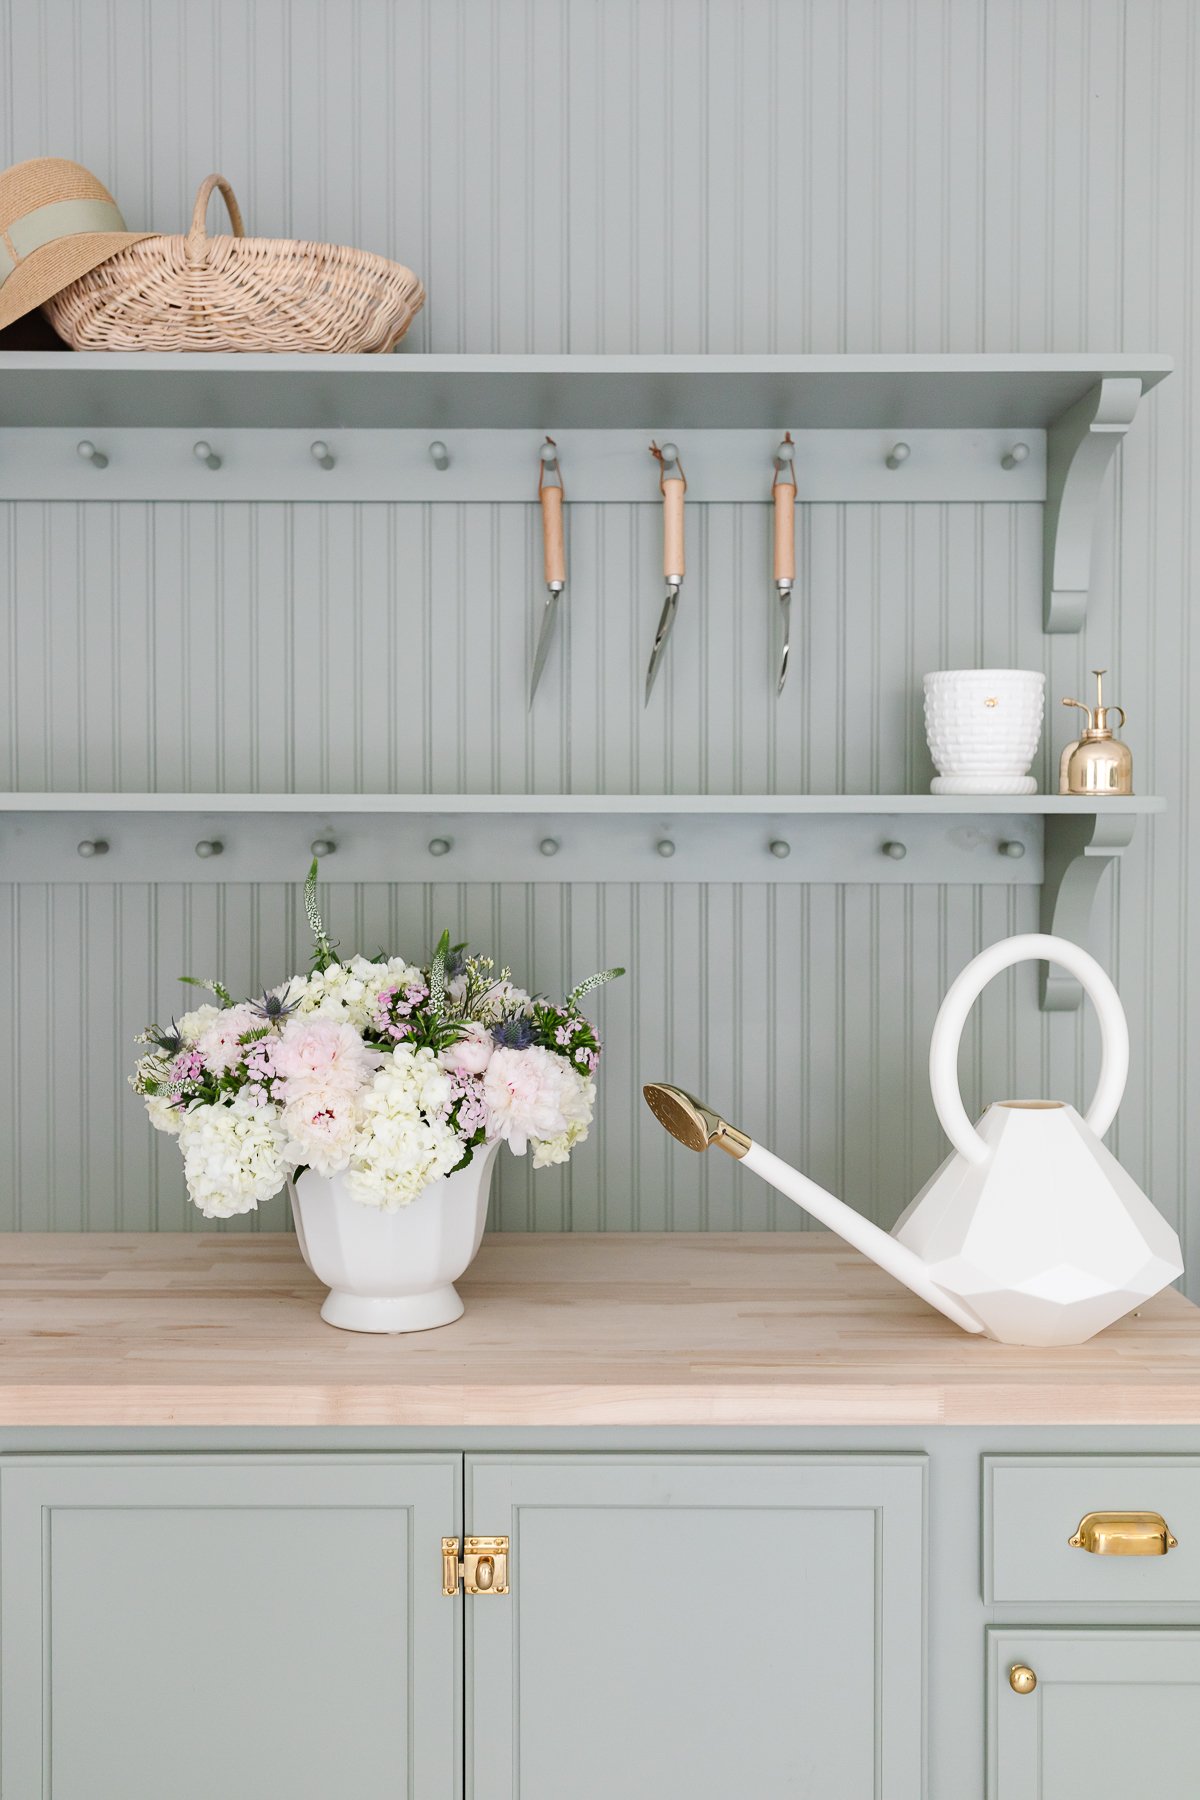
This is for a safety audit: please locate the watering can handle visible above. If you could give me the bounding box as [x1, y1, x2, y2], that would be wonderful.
[928, 933, 1129, 1167]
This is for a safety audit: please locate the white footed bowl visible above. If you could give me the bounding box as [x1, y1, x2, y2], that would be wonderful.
[289, 1141, 498, 1333]
[923, 669, 1044, 795]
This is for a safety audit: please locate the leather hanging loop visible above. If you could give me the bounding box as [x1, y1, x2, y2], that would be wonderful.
[649, 440, 687, 494]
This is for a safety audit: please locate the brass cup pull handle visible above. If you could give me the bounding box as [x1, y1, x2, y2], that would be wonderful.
[1009, 1664, 1037, 1696]
[1069, 1510, 1178, 1555]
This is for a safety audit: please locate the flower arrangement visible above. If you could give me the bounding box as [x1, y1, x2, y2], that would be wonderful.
[133, 863, 622, 1219]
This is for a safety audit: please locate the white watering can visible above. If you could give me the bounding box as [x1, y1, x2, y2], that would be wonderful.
[644, 933, 1183, 1346]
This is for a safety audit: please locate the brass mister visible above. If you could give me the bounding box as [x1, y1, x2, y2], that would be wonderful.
[1058, 669, 1133, 796]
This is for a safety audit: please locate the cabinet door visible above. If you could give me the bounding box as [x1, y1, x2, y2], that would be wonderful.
[466, 1454, 926, 1800]
[988, 1628, 1200, 1799]
[0, 1453, 460, 1800]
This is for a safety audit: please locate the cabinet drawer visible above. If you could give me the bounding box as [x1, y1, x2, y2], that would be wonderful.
[984, 1456, 1200, 1607]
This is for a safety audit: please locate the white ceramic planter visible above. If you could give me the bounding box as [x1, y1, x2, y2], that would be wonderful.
[289, 1141, 499, 1334]
[923, 669, 1045, 794]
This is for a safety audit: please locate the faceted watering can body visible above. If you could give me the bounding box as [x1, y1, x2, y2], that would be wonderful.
[892, 932, 1183, 1346]
[644, 933, 1183, 1346]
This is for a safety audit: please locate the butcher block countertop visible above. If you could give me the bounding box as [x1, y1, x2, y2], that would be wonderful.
[1, 1232, 1200, 1428]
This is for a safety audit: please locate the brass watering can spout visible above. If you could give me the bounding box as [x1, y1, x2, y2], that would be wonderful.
[642, 1083, 751, 1159]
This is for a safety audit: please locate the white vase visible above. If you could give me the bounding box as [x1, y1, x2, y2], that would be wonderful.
[923, 669, 1045, 795]
[288, 1141, 499, 1334]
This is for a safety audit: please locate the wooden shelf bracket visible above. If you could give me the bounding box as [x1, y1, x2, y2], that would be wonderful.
[1043, 377, 1143, 633]
[1039, 809, 1139, 1010]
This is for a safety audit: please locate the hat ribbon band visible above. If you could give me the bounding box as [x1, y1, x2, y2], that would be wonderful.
[0, 197, 127, 287]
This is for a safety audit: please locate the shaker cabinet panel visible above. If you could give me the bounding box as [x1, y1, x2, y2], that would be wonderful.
[988, 1628, 1200, 1800]
[0, 1454, 461, 1800]
[465, 1454, 926, 1800]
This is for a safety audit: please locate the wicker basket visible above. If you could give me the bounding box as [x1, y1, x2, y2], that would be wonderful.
[45, 174, 425, 354]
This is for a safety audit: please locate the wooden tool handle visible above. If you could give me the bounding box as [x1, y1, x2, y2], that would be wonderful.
[663, 476, 685, 581]
[773, 478, 796, 583]
[540, 483, 565, 586]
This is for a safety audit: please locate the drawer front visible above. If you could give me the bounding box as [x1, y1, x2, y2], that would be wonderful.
[984, 1456, 1200, 1607]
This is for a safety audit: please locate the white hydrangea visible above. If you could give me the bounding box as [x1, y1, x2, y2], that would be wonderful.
[293, 955, 423, 1030]
[342, 1045, 462, 1210]
[177, 1097, 289, 1219]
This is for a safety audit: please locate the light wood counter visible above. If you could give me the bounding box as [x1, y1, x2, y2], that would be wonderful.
[0, 1232, 1199, 1428]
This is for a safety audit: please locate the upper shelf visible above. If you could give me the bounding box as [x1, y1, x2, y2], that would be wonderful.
[0, 350, 1172, 633]
[0, 350, 1173, 430]
[0, 791, 1164, 816]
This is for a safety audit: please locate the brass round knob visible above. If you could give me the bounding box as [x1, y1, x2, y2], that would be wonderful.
[1009, 1664, 1037, 1696]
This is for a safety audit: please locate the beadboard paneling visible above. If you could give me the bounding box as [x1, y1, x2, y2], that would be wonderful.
[0, 0, 1196, 1287]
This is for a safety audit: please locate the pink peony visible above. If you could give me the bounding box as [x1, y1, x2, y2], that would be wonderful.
[274, 1016, 379, 1097]
[196, 1003, 263, 1076]
[483, 1045, 579, 1156]
[281, 1085, 361, 1177]
[439, 1021, 494, 1077]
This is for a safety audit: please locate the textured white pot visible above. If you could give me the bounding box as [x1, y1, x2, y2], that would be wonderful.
[289, 1141, 499, 1334]
[923, 669, 1045, 794]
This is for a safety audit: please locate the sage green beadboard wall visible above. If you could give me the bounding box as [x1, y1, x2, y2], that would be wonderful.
[0, 0, 1196, 1283]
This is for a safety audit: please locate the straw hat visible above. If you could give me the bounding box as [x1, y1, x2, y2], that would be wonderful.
[0, 157, 156, 331]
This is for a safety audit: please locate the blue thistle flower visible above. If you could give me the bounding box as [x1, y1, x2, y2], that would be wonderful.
[149, 1020, 184, 1056]
[491, 1017, 535, 1050]
[249, 983, 302, 1022]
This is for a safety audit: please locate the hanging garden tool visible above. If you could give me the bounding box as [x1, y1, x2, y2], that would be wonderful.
[644, 441, 687, 705]
[772, 434, 796, 695]
[529, 438, 566, 707]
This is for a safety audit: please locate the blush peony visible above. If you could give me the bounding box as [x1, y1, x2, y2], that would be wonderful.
[274, 1016, 380, 1096]
[483, 1045, 589, 1157]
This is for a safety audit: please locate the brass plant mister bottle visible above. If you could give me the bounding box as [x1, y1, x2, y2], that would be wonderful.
[1059, 669, 1133, 796]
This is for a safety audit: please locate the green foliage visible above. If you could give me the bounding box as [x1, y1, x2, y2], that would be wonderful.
[179, 975, 234, 1006]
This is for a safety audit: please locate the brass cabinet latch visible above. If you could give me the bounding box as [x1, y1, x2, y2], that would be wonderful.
[442, 1536, 510, 1596]
[1069, 1510, 1178, 1555]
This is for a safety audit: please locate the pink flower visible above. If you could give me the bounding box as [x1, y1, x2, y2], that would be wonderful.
[281, 1085, 361, 1177]
[439, 1021, 494, 1077]
[274, 1017, 378, 1097]
[483, 1045, 580, 1156]
[196, 1003, 262, 1076]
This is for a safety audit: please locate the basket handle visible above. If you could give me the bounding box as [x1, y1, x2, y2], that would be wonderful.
[187, 175, 245, 254]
